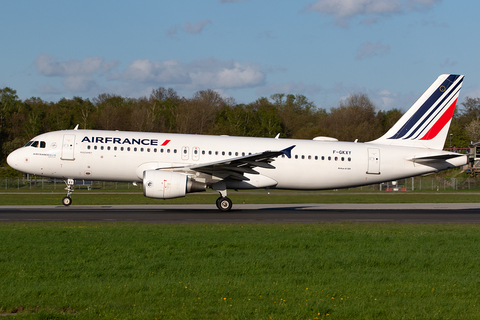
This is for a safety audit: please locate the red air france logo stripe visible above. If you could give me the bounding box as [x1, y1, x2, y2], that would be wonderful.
[161, 140, 171, 146]
[419, 98, 457, 141]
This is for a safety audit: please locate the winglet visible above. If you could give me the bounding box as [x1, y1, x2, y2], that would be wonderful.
[281, 145, 295, 159]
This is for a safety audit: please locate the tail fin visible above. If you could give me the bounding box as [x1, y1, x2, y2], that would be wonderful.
[369, 74, 464, 150]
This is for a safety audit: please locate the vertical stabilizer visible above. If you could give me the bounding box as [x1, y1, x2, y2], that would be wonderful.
[369, 74, 464, 150]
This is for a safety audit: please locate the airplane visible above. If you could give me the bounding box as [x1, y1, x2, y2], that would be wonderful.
[7, 74, 467, 211]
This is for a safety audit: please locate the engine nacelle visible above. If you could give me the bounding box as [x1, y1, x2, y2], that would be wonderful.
[143, 170, 206, 199]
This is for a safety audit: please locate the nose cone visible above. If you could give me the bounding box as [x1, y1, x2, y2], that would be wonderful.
[7, 149, 20, 170]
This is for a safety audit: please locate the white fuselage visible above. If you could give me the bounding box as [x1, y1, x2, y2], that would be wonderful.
[7, 129, 467, 190]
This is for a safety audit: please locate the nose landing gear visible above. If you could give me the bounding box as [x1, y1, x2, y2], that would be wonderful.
[62, 178, 74, 206]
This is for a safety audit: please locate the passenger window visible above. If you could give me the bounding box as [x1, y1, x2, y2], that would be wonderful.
[322, 156, 325, 160]
[107, 146, 111, 151]
[222, 151, 225, 156]
[195, 150, 198, 154]
[328, 156, 331, 161]
[114, 146, 117, 151]
[161, 149, 164, 153]
[167, 149, 170, 153]
[121, 147, 124, 151]
[341, 157, 344, 161]
[242, 152, 245, 156]
[127, 147, 131, 151]
[87, 145, 91, 150]
[228, 152, 232, 156]
[154, 148, 157, 152]
[215, 151, 218, 155]
[335, 157, 338, 161]
[140, 148, 144, 152]
[209, 151, 212, 155]
[315, 156, 318, 160]
[183, 149, 187, 154]
[147, 148, 150, 152]
[348, 157, 351, 162]
[101, 146, 104, 150]
[301, 155, 305, 159]
[94, 146, 97, 150]
[295, 155, 298, 159]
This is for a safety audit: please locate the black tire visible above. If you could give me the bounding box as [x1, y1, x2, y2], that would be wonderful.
[216, 197, 232, 212]
[62, 196, 72, 206]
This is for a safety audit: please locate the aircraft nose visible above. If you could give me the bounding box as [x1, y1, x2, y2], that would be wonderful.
[7, 149, 20, 169]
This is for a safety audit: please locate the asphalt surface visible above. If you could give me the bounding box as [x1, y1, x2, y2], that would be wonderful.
[2, 203, 480, 223]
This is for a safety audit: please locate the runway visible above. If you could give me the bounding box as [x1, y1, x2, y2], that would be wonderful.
[2, 203, 480, 223]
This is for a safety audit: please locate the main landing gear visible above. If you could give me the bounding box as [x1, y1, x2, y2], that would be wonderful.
[62, 178, 74, 206]
[216, 196, 232, 212]
[213, 182, 233, 211]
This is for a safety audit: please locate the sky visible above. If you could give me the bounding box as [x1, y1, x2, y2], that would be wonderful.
[1, 0, 479, 112]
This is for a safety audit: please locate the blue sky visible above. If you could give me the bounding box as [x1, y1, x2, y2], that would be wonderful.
[1, 0, 479, 112]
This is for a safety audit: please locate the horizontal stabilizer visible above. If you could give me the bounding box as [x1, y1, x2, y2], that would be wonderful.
[407, 154, 464, 162]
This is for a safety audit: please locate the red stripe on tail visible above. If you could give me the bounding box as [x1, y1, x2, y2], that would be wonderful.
[419, 98, 457, 141]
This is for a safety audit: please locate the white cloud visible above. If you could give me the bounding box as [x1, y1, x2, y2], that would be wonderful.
[305, 0, 442, 27]
[35, 53, 118, 77]
[110, 57, 265, 90]
[34, 54, 119, 93]
[440, 58, 457, 68]
[34, 55, 265, 96]
[167, 20, 212, 37]
[356, 41, 390, 60]
[166, 25, 178, 37]
[183, 20, 212, 34]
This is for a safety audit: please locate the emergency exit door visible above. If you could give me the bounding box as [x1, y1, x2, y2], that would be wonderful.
[367, 148, 380, 174]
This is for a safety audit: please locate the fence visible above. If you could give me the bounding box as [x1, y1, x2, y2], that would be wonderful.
[0, 175, 479, 192]
[0, 177, 143, 191]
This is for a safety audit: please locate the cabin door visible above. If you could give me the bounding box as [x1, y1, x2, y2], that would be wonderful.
[61, 134, 76, 160]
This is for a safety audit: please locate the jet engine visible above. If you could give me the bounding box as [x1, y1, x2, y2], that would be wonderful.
[143, 170, 206, 199]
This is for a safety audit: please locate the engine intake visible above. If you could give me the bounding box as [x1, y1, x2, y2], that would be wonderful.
[143, 170, 206, 199]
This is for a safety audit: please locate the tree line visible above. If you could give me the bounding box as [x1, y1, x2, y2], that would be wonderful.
[1, 86, 479, 165]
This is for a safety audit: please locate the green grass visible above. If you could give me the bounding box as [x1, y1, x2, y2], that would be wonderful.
[2, 191, 480, 205]
[1, 222, 480, 319]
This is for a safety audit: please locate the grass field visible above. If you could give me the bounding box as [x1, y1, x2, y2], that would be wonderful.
[1, 222, 480, 319]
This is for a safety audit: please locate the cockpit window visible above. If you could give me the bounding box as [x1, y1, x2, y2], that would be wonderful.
[25, 140, 46, 148]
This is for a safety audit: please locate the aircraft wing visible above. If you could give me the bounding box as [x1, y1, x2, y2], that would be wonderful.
[171, 145, 295, 181]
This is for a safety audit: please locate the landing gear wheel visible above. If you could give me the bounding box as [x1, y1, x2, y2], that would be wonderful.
[62, 196, 72, 206]
[216, 197, 232, 212]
